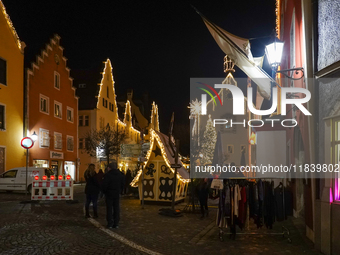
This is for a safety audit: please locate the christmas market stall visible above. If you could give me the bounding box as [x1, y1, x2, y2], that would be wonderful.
[131, 128, 190, 204]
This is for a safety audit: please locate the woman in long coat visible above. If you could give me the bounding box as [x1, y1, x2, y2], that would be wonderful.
[84, 164, 101, 218]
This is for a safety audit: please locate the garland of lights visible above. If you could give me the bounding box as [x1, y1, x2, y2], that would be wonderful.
[150, 102, 160, 131]
[276, 0, 280, 38]
[96, 59, 118, 122]
[123, 100, 131, 124]
[0, 1, 22, 51]
[130, 129, 190, 187]
[95, 59, 141, 135]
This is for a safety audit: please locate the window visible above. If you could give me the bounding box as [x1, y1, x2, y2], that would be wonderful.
[67, 107, 74, 123]
[0, 147, 5, 174]
[107, 87, 109, 98]
[84, 115, 89, 126]
[0, 58, 6, 85]
[79, 138, 84, 149]
[40, 94, 49, 114]
[289, 9, 295, 88]
[99, 117, 107, 129]
[2, 170, 17, 178]
[227, 145, 234, 154]
[54, 132, 62, 150]
[79, 115, 83, 126]
[54, 101, 62, 119]
[67, 136, 74, 151]
[333, 119, 340, 200]
[54, 71, 60, 89]
[103, 98, 108, 108]
[0, 104, 5, 130]
[39, 128, 50, 148]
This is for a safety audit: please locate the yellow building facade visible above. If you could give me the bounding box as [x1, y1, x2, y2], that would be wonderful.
[0, 1, 25, 173]
[77, 59, 141, 179]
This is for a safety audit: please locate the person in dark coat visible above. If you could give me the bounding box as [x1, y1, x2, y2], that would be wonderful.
[120, 169, 126, 195]
[84, 164, 101, 218]
[102, 162, 124, 228]
[125, 169, 132, 195]
[197, 178, 210, 218]
[96, 169, 104, 198]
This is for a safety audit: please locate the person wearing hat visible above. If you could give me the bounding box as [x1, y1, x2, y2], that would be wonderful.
[102, 162, 124, 229]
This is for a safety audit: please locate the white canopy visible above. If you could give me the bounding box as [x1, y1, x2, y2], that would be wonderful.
[201, 15, 274, 100]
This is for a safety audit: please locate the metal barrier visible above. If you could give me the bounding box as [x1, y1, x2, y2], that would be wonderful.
[31, 175, 74, 201]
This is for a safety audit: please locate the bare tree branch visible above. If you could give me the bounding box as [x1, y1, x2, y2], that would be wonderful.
[82, 123, 127, 166]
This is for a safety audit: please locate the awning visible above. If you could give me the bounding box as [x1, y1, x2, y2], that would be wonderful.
[197, 10, 275, 100]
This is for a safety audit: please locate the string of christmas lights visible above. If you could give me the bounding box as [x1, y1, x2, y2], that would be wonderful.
[0, 0, 22, 51]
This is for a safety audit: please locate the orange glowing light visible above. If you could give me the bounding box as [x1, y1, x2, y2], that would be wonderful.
[249, 132, 256, 145]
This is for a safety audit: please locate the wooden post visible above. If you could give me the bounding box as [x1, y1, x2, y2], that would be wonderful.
[171, 139, 180, 210]
[141, 163, 144, 209]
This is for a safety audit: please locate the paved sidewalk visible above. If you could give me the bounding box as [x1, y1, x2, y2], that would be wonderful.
[0, 185, 322, 255]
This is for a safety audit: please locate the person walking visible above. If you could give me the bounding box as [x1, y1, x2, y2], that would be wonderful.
[102, 162, 124, 229]
[84, 164, 100, 218]
[197, 178, 210, 219]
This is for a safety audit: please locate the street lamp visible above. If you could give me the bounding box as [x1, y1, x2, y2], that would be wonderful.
[31, 131, 38, 142]
[21, 131, 37, 196]
[265, 37, 304, 80]
[265, 37, 284, 72]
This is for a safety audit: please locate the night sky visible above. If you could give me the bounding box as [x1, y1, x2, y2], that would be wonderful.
[3, 0, 276, 153]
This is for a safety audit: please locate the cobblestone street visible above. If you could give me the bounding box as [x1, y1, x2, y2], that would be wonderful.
[0, 185, 322, 255]
[0, 186, 144, 255]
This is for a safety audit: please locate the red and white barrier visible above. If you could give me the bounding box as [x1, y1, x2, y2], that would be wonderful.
[31, 175, 74, 201]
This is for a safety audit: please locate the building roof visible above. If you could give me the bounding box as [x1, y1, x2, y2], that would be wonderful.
[155, 131, 189, 180]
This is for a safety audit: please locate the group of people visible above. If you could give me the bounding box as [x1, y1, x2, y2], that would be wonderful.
[84, 162, 132, 229]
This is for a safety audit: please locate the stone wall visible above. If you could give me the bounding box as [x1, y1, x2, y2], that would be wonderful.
[318, 0, 340, 71]
[318, 74, 340, 165]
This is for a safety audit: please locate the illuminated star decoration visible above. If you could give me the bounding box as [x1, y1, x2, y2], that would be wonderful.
[188, 99, 201, 119]
[152, 146, 162, 157]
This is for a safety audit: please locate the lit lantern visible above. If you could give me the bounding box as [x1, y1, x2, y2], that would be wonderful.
[249, 131, 256, 145]
[66, 175, 71, 180]
[50, 175, 55, 180]
[58, 175, 63, 180]
[34, 176, 39, 180]
[265, 37, 284, 67]
[42, 175, 47, 180]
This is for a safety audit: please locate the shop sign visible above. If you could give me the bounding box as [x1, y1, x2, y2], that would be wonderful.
[121, 144, 141, 157]
[50, 151, 64, 159]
